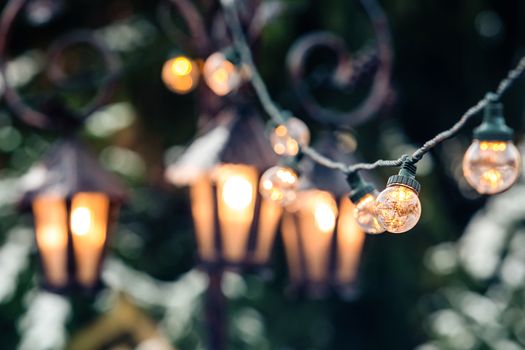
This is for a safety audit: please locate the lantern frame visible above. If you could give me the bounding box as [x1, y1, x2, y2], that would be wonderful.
[166, 108, 280, 273]
[19, 138, 127, 294]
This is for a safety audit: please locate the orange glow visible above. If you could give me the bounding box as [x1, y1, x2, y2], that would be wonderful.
[70, 192, 110, 288]
[190, 164, 283, 266]
[312, 193, 338, 233]
[32, 196, 69, 288]
[190, 176, 217, 262]
[203, 52, 240, 96]
[282, 190, 337, 284]
[259, 166, 299, 204]
[463, 139, 521, 194]
[162, 56, 199, 94]
[215, 164, 257, 262]
[480, 141, 507, 152]
[253, 199, 282, 263]
[281, 192, 366, 289]
[336, 197, 365, 285]
[270, 118, 310, 157]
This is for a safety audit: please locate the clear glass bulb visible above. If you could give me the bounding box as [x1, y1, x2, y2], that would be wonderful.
[270, 118, 310, 156]
[463, 140, 521, 194]
[203, 52, 241, 96]
[375, 185, 421, 233]
[162, 55, 199, 94]
[353, 191, 385, 234]
[259, 166, 299, 205]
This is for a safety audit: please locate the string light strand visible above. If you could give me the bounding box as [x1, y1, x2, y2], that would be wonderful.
[221, 0, 525, 174]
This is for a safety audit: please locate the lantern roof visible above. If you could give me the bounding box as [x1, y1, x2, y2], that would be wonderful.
[166, 107, 278, 186]
[299, 132, 359, 197]
[19, 137, 128, 209]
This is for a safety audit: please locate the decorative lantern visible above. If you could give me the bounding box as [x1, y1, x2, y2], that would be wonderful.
[281, 135, 366, 297]
[19, 138, 127, 293]
[166, 108, 281, 270]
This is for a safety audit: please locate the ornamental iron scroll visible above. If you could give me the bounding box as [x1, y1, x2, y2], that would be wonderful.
[286, 0, 393, 128]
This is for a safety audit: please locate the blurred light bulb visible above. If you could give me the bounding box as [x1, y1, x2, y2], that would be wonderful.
[70, 206, 92, 236]
[463, 140, 521, 194]
[353, 191, 385, 234]
[162, 55, 199, 94]
[222, 174, 254, 210]
[375, 185, 421, 233]
[203, 52, 241, 96]
[259, 166, 299, 205]
[270, 118, 310, 156]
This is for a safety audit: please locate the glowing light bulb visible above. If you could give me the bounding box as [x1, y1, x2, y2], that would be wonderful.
[312, 193, 338, 233]
[375, 185, 421, 233]
[70, 206, 92, 236]
[221, 174, 254, 210]
[463, 140, 521, 194]
[162, 55, 199, 94]
[259, 166, 299, 205]
[203, 52, 241, 96]
[353, 191, 385, 234]
[270, 118, 310, 156]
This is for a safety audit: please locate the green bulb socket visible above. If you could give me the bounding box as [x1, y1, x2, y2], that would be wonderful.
[279, 155, 302, 176]
[473, 93, 513, 141]
[386, 162, 421, 195]
[347, 172, 376, 203]
[221, 47, 241, 66]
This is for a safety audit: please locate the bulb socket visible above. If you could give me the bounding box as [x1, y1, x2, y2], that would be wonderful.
[386, 162, 421, 195]
[347, 172, 376, 203]
[278, 156, 301, 176]
[473, 93, 513, 141]
[221, 46, 241, 66]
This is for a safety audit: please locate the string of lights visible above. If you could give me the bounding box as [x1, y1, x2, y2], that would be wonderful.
[222, 0, 525, 174]
[221, 0, 525, 234]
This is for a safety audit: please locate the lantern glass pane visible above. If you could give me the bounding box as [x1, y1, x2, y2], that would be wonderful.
[190, 176, 216, 262]
[336, 197, 365, 285]
[70, 192, 110, 288]
[281, 213, 302, 284]
[253, 199, 282, 264]
[32, 196, 69, 288]
[297, 190, 337, 284]
[214, 164, 257, 263]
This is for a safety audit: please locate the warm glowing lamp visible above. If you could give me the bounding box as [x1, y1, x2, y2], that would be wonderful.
[280, 136, 366, 297]
[166, 110, 281, 270]
[20, 139, 127, 293]
[162, 55, 200, 94]
[375, 162, 422, 234]
[202, 52, 242, 96]
[282, 190, 365, 297]
[347, 172, 385, 234]
[463, 94, 521, 194]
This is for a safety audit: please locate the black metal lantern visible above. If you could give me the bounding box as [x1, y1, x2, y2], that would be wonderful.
[0, 0, 125, 293]
[166, 108, 281, 271]
[281, 134, 366, 298]
[19, 138, 127, 293]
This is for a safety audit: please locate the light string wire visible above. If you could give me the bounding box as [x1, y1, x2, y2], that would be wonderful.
[221, 0, 525, 175]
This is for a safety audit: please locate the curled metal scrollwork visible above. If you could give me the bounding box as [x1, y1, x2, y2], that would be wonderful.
[286, 0, 392, 127]
[0, 0, 120, 131]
